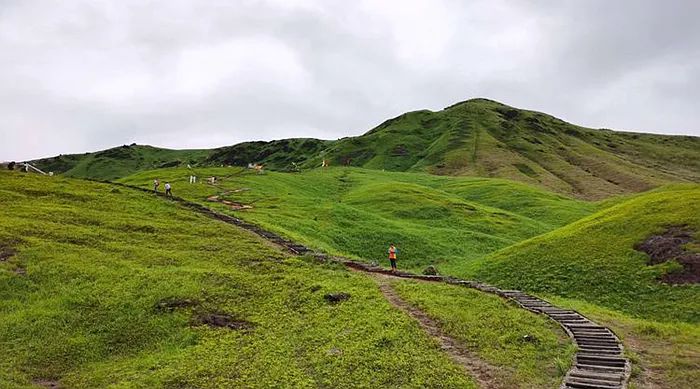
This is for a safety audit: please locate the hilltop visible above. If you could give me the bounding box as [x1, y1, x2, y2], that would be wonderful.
[29, 98, 699, 199]
[313, 99, 699, 200]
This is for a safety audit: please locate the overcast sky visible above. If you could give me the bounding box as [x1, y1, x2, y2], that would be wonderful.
[1, 0, 698, 161]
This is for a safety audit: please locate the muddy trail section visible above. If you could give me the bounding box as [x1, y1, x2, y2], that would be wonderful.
[112, 182, 632, 389]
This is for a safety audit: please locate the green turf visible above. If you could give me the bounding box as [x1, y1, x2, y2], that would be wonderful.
[0, 171, 575, 388]
[118, 166, 597, 275]
[31, 98, 699, 199]
[30, 144, 212, 181]
[392, 280, 574, 388]
[471, 184, 700, 323]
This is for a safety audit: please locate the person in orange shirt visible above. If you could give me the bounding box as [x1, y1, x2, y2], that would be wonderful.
[388, 244, 399, 271]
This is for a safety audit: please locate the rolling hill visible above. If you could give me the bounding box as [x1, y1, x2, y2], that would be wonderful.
[29, 98, 699, 199]
[470, 184, 700, 323]
[118, 166, 597, 274]
[311, 99, 699, 200]
[117, 166, 700, 387]
[0, 170, 578, 388]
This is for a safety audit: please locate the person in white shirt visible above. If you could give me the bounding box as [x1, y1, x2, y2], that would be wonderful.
[164, 182, 172, 197]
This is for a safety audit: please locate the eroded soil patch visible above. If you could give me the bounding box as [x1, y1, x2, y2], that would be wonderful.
[191, 312, 255, 330]
[206, 193, 253, 210]
[0, 241, 17, 261]
[33, 379, 60, 388]
[154, 298, 199, 312]
[635, 225, 700, 284]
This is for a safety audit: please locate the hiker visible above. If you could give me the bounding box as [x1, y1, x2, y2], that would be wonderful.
[189, 175, 197, 184]
[164, 182, 172, 197]
[153, 179, 160, 193]
[388, 244, 399, 271]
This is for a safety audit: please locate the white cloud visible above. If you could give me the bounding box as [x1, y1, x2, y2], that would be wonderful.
[0, 0, 698, 161]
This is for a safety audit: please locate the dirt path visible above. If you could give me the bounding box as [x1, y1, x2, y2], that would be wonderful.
[368, 272, 508, 389]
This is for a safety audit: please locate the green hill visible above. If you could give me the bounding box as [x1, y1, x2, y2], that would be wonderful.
[0, 170, 576, 387]
[30, 144, 212, 181]
[118, 166, 700, 386]
[471, 184, 700, 323]
[30, 98, 699, 199]
[313, 99, 699, 200]
[119, 166, 597, 274]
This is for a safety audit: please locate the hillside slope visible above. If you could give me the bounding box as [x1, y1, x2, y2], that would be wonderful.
[30, 145, 212, 180]
[313, 99, 700, 199]
[470, 184, 700, 323]
[0, 171, 576, 387]
[29, 98, 699, 198]
[119, 167, 596, 274]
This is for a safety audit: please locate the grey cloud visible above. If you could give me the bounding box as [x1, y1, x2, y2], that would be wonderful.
[1, 0, 698, 161]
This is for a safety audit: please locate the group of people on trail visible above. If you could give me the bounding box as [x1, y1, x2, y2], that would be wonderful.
[153, 179, 172, 197]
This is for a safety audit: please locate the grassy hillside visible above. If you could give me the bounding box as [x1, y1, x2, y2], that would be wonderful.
[30, 99, 699, 198]
[206, 138, 332, 170]
[30, 144, 212, 180]
[118, 166, 700, 386]
[313, 99, 700, 199]
[119, 166, 596, 275]
[0, 171, 574, 388]
[471, 184, 700, 324]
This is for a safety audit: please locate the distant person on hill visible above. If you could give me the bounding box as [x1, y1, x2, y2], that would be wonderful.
[153, 179, 160, 193]
[164, 182, 172, 197]
[388, 244, 399, 271]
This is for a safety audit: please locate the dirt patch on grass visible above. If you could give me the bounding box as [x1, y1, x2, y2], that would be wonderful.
[206, 194, 253, 210]
[323, 292, 351, 304]
[635, 225, 700, 284]
[0, 240, 18, 261]
[33, 379, 60, 388]
[154, 298, 199, 312]
[191, 312, 255, 330]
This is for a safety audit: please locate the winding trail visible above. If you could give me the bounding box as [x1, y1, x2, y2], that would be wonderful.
[113, 181, 632, 389]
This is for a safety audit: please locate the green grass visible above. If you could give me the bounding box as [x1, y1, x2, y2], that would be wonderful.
[0, 171, 577, 388]
[119, 166, 596, 275]
[31, 144, 212, 181]
[0, 171, 474, 387]
[471, 184, 700, 323]
[392, 280, 575, 388]
[118, 166, 700, 386]
[31, 98, 699, 199]
[303, 98, 700, 199]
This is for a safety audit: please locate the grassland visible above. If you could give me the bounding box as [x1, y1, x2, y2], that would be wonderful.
[119, 166, 700, 387]
[30, 145, 212, 181]
[311, 99, 700, 199]
[392, 280, 574, 388]
[0, 170, 576, 388]
[472, 184, 700, 323]
[31, 98, 700, 199]
[119, 166, 596, 275]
